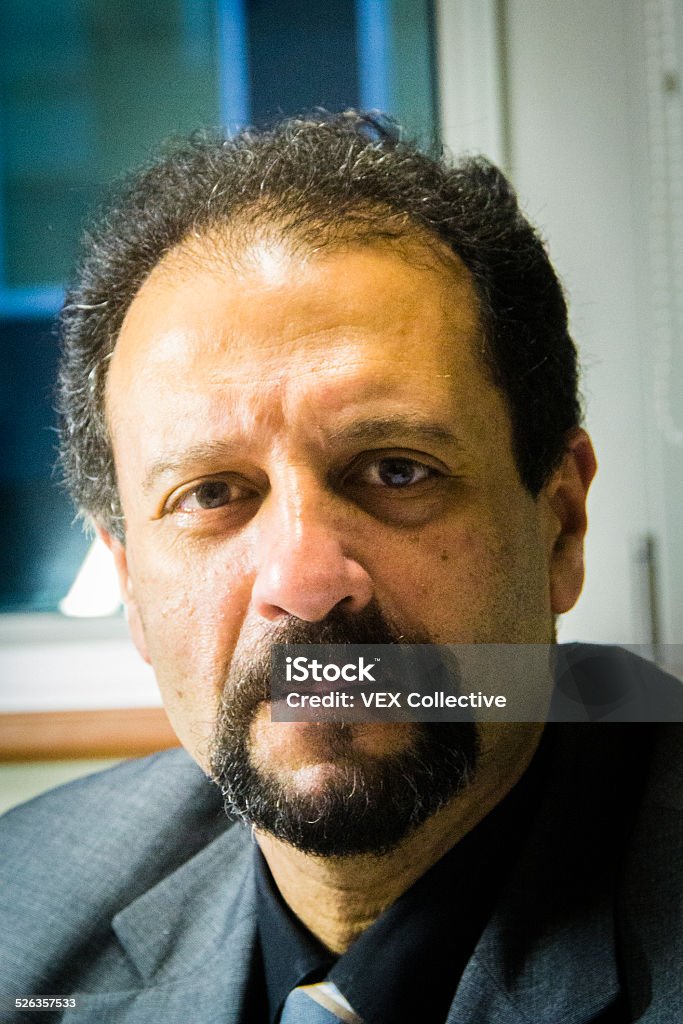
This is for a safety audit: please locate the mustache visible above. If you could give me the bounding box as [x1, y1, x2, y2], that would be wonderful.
[221, 600, 429, 710]
[260, 600, 414, 646]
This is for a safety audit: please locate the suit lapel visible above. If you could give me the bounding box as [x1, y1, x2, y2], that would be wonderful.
[71, 822, 259, 1023]
[446, 725, 638, 1024]
[113, 820, 256, 981]
[449, 884, 619, 1024]
[616, 724, 683, 1020]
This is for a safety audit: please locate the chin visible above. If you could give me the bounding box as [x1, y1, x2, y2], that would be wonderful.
[249, 710, 419, 777]
[209, 687, 480, 858]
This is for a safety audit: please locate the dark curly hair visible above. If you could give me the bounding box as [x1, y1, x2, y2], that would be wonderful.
[57, 110, 580, 539]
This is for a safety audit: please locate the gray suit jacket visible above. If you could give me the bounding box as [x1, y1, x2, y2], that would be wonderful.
[0, 719, 681, 1021]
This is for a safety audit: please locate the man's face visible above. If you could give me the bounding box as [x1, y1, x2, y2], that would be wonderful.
[104, 234, 589, 849]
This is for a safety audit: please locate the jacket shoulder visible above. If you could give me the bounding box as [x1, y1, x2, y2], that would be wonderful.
[1, 747, 226, 852]
[0, 750, 252, 1009]
[0, 750, 232, 960]
[556, 643, 683, 723]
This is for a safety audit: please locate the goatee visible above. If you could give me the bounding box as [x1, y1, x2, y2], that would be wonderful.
[209, 603, 479, 857]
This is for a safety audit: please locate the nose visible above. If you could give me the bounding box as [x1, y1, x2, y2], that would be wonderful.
[250, 477, 374, 622]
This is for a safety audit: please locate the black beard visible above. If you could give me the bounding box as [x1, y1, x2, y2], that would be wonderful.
[208, 603, 479, 857]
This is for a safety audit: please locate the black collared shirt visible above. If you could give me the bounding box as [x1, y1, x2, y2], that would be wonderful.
[253, 731, 550, 1024]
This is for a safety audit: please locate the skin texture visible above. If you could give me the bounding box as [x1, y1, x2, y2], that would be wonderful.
[101, 234, 596, 951]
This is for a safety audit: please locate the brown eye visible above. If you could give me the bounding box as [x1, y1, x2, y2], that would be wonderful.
[174, 479, 249, 513]
[193, 481, 232, 508]
[364, 457, 435, 488]
[342, 454, 451, 527]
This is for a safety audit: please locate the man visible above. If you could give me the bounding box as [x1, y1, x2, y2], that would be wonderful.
[0, 112, 681, 1022]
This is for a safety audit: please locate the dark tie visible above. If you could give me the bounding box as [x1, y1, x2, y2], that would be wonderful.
[279, 980, 365, 1023]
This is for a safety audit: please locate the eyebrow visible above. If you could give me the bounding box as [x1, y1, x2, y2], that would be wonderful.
[142, 418, 463, 493]
[142, 440, 246, 493]
[328, 416, 464, 449]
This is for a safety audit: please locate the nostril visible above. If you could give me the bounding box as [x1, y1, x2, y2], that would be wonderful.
[337, 592, 363, 613]
[251, 556, 374, 624]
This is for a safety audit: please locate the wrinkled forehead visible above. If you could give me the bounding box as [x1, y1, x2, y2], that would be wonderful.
[103, 232, 520, 526]
[106, 231, 484, 408]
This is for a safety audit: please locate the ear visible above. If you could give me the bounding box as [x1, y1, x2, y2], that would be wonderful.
[542, 429, 597, 615]
[95, 525, 151, 664]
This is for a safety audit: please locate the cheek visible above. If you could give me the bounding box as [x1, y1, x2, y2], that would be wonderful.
[382, 511, 548, 643]
[370, 522, 494, 634]
[126, 540, 253, 756]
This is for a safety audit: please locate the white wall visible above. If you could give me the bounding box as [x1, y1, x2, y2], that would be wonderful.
[0, 614, 159, 712]
[438, 0, 682, 647]
[504, 0, 650, 643]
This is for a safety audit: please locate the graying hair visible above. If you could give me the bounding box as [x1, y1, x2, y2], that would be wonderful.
[57, 110, 580, 540]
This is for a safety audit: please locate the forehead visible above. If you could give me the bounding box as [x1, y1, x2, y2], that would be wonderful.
[105, 235, 524, 512]
[109, 235, 484, 396]
[102, 235, 518, 487]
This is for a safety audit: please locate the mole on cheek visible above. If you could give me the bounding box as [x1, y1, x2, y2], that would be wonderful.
[440, 551, 449, 562]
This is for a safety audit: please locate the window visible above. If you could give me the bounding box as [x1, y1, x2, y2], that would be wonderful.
[0, 0, 438, 614]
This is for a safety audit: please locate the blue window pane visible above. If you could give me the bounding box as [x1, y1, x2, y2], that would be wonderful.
[246, 0, 359, 122]
[0, 317, 90, 612]
[1, 0, 438, 614]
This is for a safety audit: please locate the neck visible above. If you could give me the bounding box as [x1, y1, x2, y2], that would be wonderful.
[256, 723, 543, 953]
